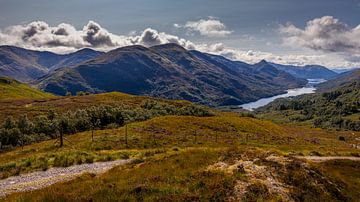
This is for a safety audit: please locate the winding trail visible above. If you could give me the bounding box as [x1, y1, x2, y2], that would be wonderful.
[0, 159, 131, 198]
[296, 156, 360, 162]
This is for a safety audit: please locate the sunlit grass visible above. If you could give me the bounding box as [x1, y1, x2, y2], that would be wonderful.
[0, 77, 54, 100]
[1, 113, 359, 179]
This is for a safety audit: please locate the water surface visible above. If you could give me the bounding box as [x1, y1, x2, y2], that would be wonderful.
[239, 79, 326, 111]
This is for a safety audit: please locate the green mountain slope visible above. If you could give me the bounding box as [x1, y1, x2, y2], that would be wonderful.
[0, 77, 55, 100]
[317, 68, 360, 91]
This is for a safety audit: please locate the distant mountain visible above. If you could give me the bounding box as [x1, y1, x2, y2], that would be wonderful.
[253, 60, 308, 88]
[0, 77, 54, 100]
[36, 43, 307, 106]
[269, 63, 338, 80]
[317, 68, 360, 92]
[0, 46, 104, 82]
[331, 68, 358, 74]
[47, 48, 104, 71]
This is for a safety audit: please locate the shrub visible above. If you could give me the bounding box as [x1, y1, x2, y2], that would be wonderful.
[243, 182, 270, 201]
[76, 91, 87, 96]
[85, 156, 94, 164]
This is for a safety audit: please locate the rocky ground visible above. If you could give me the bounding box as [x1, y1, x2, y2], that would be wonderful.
[207, 155, 360, 201]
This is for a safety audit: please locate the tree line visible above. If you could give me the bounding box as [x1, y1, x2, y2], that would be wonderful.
[0, 100, 213, 149]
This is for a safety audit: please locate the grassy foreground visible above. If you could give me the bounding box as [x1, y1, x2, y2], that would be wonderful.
[1, 113, 359, 173]
[0, 112, 359, 201]
[3, 147, 360, 201]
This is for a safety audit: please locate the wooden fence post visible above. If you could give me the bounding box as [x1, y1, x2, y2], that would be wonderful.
[194, 130, 197, 144]
[125, 124, 128, 148]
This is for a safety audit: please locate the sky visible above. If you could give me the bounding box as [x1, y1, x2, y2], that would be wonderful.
[0, 0, 360, 68]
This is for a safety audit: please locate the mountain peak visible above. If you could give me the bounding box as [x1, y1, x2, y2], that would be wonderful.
[74, 48, 99, 54]
[110, 45, 149, 53]
[151, 43, 187, 52]
[257, 59, 269, 65]
[253, 60, 274, 69]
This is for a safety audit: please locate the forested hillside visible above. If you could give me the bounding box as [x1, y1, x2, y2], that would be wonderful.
[258, 81, 360, 131]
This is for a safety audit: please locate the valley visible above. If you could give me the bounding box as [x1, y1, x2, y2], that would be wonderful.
[1, 1, 360, 201]
[0, 45, 359, 201]
[0, 80, 359, 201]
[2, 44, 309, 106]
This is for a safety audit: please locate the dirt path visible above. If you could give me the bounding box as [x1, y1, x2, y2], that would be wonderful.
[0, 159, 132, 198]
[297, 156, 360, 162]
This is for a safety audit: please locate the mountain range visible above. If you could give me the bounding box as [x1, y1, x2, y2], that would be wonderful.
[0, 45, 103, 82]
[35, 44, 309, 106]
[0, 43, 343, 106]
[269, 63, 338, 80]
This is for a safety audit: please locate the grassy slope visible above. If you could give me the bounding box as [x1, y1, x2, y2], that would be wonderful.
[317, 68, 360, 92]
[315, 160, 360, 200]
[1, 113, 358, 166]
[8, 150, 360, 201]
[0, 91, 192, 122]
[0, 77, 54, 100]
[4, 148, 239, 201]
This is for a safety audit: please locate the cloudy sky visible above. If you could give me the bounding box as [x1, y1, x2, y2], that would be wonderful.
[0, 0, 360, 68]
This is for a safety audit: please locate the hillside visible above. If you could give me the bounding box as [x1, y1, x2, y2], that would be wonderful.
[0, 77, 54, 100]
[0, 91, 207, 123]
[36, 43, 307, 106]
[1, 112, 359, 201]
[257, 81, 360, 131]
[252, 60, 309, 87]
[0, 46, 103, 82]
[270, 63, 338, 79]
[317, 68, 360, 91]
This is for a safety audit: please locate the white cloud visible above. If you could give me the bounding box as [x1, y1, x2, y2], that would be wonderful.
[130, 28, 196, 48]
[175, 17, 233, 37]
[193, 42, 360, 68]
[280, 16, 360, 55]
[173, 23, 181, 28]
[0, 20, 195, 53]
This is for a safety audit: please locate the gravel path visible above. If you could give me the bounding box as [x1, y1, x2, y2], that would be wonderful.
[0, 159, 132, 198]
[297, 156, 360, 162]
